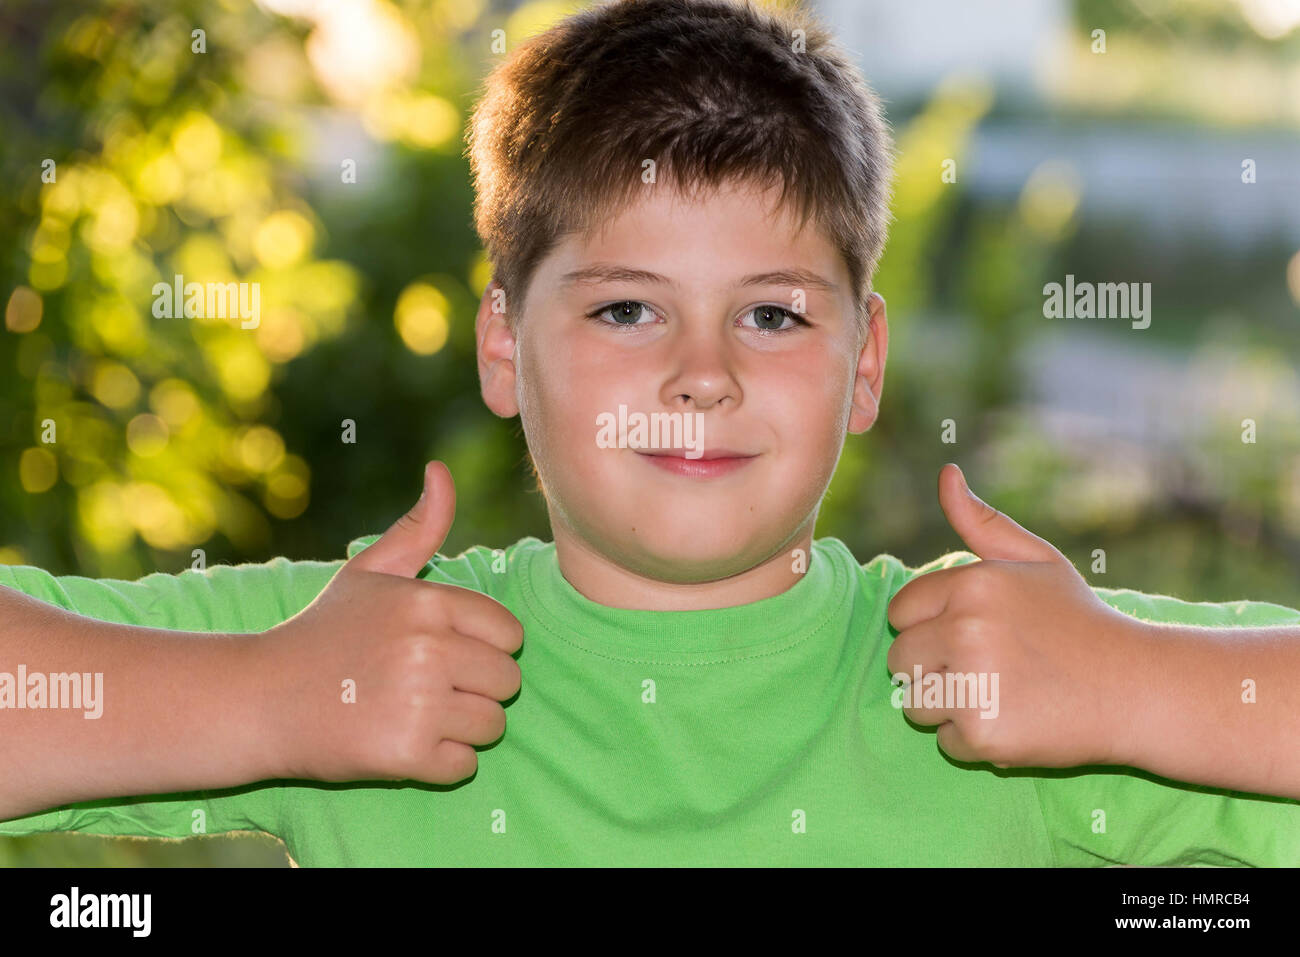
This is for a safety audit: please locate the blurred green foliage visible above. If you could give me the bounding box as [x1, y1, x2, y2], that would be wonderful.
[0, 0, 552, 587]
[1, 0, 1298, 866]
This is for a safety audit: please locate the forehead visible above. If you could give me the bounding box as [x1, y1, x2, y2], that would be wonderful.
[542, 176, 843, 287]
[591, 176, 822, 246]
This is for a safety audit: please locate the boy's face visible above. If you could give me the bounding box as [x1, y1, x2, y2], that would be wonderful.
[476, 177, 888, 587]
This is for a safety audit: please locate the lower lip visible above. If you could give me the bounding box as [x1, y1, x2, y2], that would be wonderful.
[637, 452, 757, 478]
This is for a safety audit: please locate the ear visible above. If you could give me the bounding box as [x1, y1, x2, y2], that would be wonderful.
[847, 291, 888, 435]
[475, 279, 520, 418]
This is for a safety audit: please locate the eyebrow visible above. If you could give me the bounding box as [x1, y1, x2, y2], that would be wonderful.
[558, 263, 838, 294]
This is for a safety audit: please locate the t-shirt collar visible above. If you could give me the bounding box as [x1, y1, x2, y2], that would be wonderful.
[516, 538, 849, 663]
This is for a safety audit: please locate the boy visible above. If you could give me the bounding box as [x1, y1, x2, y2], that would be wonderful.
[3, 0, 1300, 866]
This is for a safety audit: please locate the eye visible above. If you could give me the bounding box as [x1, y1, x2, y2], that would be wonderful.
[583, 300, 811, 332]
[585, 301, 660, 327]
[739, 304, 809, 332]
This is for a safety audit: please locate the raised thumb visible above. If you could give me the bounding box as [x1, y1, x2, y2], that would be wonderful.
[938, 463, 1057, 563]
[349, 460, 455, 577]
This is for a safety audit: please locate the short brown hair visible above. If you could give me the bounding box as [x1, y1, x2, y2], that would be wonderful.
[465, 0, 895, 342]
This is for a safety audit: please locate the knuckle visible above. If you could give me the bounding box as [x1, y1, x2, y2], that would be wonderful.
[402, 632, 447, 671]
[962, 719, 1003, 762]
[886, 583, 912, 613]
[956, 565, 996, 603]
[387, 728, 428, 776]
[503, 655, 522, 695]
[455, 746, 479, 780]
[414, 583, 449, 619]
[437, 741, 478, 781]
[394, 507, 425, 533]
[404, 685, 446, 712]
[951, 613, 987, 649]
[488, 703, 508, 739]
[938, 722, 975, 763]
[886, 640, 908, 677]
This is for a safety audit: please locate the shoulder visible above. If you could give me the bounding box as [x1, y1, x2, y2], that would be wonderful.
[816, 537, 980, 596]
[344, 533, 549, 597]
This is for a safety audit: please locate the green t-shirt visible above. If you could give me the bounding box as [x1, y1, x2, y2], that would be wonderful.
[2, 535, 1299, 866]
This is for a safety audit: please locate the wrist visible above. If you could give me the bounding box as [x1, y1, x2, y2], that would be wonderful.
[1096, 612, 1162, 770]
[234, 629, 295, 782]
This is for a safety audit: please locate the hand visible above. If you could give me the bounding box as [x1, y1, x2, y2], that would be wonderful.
[259, 461, 524, 785]
[885, 464, 1150, 770]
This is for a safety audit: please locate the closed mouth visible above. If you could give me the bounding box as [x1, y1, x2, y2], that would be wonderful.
[635, 449, 757, 460]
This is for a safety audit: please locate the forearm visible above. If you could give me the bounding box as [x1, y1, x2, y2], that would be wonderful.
[0, 585, 280, 821]
[1116, 618, 1300, 801]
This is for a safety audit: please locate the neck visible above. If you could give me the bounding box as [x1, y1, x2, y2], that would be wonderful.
[549, 517, 817, 611]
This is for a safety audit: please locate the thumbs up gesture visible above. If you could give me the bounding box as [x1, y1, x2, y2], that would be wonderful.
[885, 464, 1148, 770]
[259, 461, 524, 785]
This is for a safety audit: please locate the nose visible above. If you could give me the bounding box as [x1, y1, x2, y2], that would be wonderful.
[659, 321, 742, 411]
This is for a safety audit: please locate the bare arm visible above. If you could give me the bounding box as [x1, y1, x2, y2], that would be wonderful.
[0, 584, 279, 822]
[1, 463, 522, 828]
[1116, 618, 1300, 802]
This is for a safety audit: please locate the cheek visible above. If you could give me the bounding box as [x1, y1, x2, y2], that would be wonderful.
[520, 338, 575, 416]
[762, 353, 850, 433]
[522, 344, 622, 460]
[516, 347, 565, 459]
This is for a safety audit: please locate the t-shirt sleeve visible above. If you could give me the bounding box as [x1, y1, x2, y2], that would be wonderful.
[0, 784, 290, 842]
[1034, 585, 1300, 867]
[1089, 583, 1300, 630]
[0, 555, 346, 841]
[0, 556, 346, 635]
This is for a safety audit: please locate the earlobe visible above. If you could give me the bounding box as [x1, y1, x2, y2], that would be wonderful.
[847, 375, 879, 434]
[476, 281, 521, 419]
[846, 291, 888, 435]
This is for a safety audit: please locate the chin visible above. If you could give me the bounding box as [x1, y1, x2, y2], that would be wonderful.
[620, 528, 776, 580]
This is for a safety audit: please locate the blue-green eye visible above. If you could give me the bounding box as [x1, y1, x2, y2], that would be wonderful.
[586, 301, 659, 326]
[583, 300, 811, 332]
[740, 305, 809, 332]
